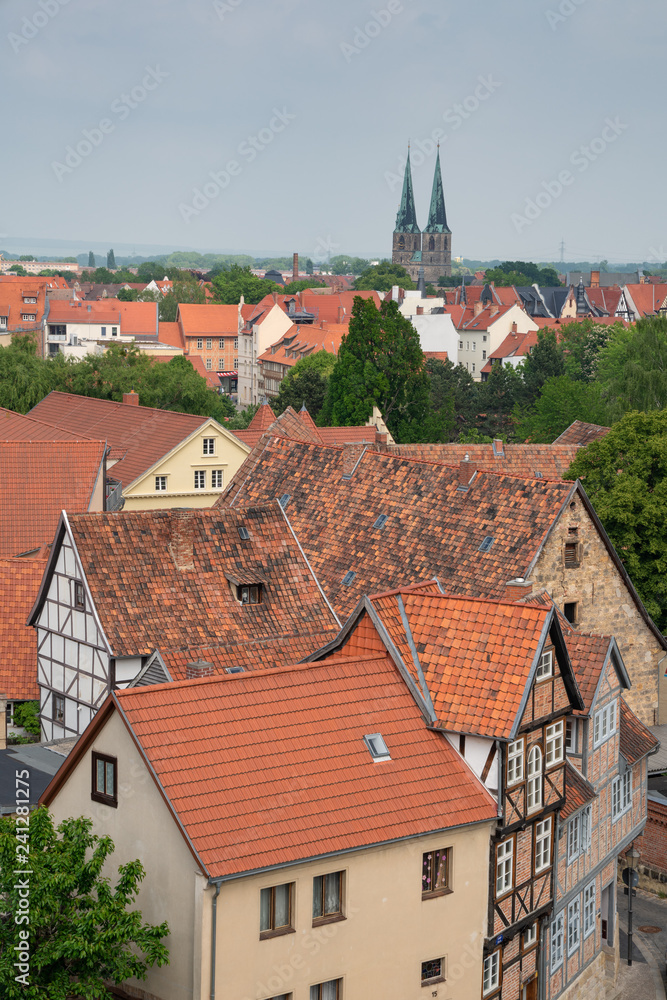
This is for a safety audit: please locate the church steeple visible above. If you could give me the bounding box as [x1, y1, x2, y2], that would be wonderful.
[394, 146, 421, 234]
[424, 146, 450, 234]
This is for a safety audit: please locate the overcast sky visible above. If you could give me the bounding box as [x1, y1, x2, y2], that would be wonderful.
[2, 0, 665, 263]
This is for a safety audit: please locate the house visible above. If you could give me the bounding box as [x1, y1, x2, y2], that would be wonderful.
[0, 556, 47, 720]
[28, 503, 341, 740]
[45, 300, 159, 357]
[258, 323, 346, 397]
[176, 303, 242, 386]
[231, 404, 394, 451]
[480, 328, 538, 380]
[0, 277, 49, 350]
[397, 290, 460, 361]
[451, 303, 539, 380]
[219, 439, 667, 725]
[40, 651, 497, 1000]
[29, 391, 249, 510]
[622, 283, 667, 320]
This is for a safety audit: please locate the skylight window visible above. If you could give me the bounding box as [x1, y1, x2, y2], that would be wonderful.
[237, 526, 250, 540]
[225, 666, 245, 674]
[478, 536, 494, 553]
[364, 733, 391, 761]
[373, 514, 388, 530]
[342, 570, 356, 586]
[279, 493, 291, 509]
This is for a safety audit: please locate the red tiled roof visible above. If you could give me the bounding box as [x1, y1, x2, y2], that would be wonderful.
[385, 442, 581, 480]
[562, 630, 616, 713]
[76, 655, 497, 877]
[0, 280, 47, 332]
[560, 760, 596, 820]
[0, 407, 96, 443]
[488, 329, 538, 361]
[553, 421, 610, 446]
[232, 405, 324, 449]
[620, 699, 659, 764]
[624, 283, 667, 317]
[116, 301, 159, 337]
[46, 300, 122, 325]
[0, 557, 44, 700]
[29, 392, 213, 489]
[0, 441, 105, 558]
[157, 322, 184, 349]
[55, 504, 339, 661]
[178, 303, 240, 336]
[583, 287, 623, 315]
[259, 324, 345, 368]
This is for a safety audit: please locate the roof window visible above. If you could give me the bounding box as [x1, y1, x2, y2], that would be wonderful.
[279, 493, 291, 509]
[373, 514, 388, 530]
[237, 526, 250, 540]
[225, 666, 245, 674]
[478, 536, 494, 553]
[364, 733, 391, 761]
[342, 570, 356, 586]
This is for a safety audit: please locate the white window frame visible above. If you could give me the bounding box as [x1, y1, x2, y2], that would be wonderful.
[567, 899, 580, 955]
[551, 911, 564, 971]
[526, 745, 543, 813]
[219, 338, 224, 349]
[495, 838, 513, 897]
[202, 438, 216, 455]
[154, 475, 167, 492]
[593, 702, 616, 747]
[206, 358, 212, 370]
[612, 771, 632, 820]
[535, 816, 552, 873]
[536, 649, 553, 681]
[482, 951, 500, 996]
[197, 337, 203, 349]
[194, 470, 206, 490]
[546, 720, 564, 767]
[565, 718, 578, 753]
[523, 923, 538, 949]
[507, 738, 524, 786]
[582, 805, 591, 851]
[567, 815, 580, 862]
[206, 338, 212, 349]
[583, 880, 595, 938]
[211, 469, 223, 489]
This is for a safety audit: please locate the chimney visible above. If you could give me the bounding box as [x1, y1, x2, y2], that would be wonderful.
[123, 391, 139, 406]
[391, 284, 400, 302]
[473, 301, 484, 317]
[320, 320, 328, 330]
[416, 305, 424, 315]
[169, 511, 195, 572]
[504, 578, 533, 601]
[590, 270, 600, 287]
[186, 660, 215, 680]
[511, 322, 517, 333]
[292, 253, 299, 283]
[342, 443, 366, 477]
[458, 455, 472, 490]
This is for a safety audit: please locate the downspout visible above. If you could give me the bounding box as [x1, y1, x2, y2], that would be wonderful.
[210, 881, 221, 1000]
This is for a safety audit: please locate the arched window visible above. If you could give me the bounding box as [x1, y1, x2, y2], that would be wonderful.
[397, 235, 405, 250]
[527, 745, 543, 813]
[428, 236, 435, 251]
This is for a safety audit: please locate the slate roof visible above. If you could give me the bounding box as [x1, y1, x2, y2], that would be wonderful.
[0, 441, 105, 558]
[0, 558, 44, 700]
[553, 420, 610, 446]
[29, 392, 214, 490]
[43, 656, 497, 878]
[560, 761, 596, 820]
[35, 505, 340, 666]
[220, 437, 577, 618]
[620, 700, 659, 765]
[385, 443, 581, 481]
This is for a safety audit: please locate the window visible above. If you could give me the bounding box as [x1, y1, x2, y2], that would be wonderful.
[313, 872, 344, 923]
[101, 326, 107, 336]
[567, 899, 580, 955]
[566, 718, 578, 753]
[473, 341, 476, 351]
[564, 601, 578, 624]
[310, 981, 340, 1000]
[206, 338, 212, 349]
[536, 649, 553, 680]
[483, 335, 487, 342]
[526, 746, 542, 813]
[202, 437, 215, 455]
[582, 804, 591, 850]
[206, 358, 212, 370]
[483, 951, 500, 996]
[496, 838, 513, 897]
[233, 357, 238, 367]
[584, 880, 595, 937]
[260, 883, 293, 936]
[72, 581, 85, 610]
[523, 923, 538, 950]
[197, 338, 203, 349]
[155, 476, 167, 492]
[363, 733, 390, 761]
[472, 363, 476, 373]
[551, 912, 564, 970]
[535, 816, 552, 872]
[593, 702, 616, 746]
[546, 720, 564, 766]
[612, 770, 631, 819]
[91, 751, 117, 807]
[421, 958, 444, 984]
[466, 341, 469, 350]
[21, 313, 36, 321]
[111, 327, 117, 337]
[219, 338, 224, 349]
[507, 738, 524, 786]
[482, 350, 487, 359]
[564, 542, 579, 567]
[234, 337, 239, 349]
[194, 470, 206, 489]
[237, 583, 262, 605]
[23, 296, 37, 304]
[567, 815, 580, 862]
[422, 848, 450, 896]
[53, 693, 65, 724]
[211, 470, 223, 489]
[0, 316, 7, 329]
[459, 340, 463, 349]
[218, 358, 224, 369]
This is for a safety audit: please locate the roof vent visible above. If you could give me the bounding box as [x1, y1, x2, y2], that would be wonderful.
[237, 526, 250, 540]
[373, 514, 388, 530]
[478, 536, 494, 553]
[342, 570, 356, 586]
[278, 493, 291, 509]
[364, 733, 391, 761]
[225, 666, 245, 674]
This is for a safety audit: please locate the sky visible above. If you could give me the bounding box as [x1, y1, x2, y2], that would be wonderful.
[2, 0, 666, 264]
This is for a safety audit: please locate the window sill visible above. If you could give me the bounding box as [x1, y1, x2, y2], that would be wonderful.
[91, 792, 117, 808]
[259, 927, 296, 941]
[422, 977, 445, 988]
[422, 888, 453, 900]
[312, 913, 346, 928]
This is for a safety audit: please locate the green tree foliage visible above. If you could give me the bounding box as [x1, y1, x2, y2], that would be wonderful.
[19, 255, 35, 262]
[136, 262, 185, 283]
[353, 261, 415, 292]
[87, 267, 137, 285]
[211, 265, 278, 305]
[106, 249, 116, 270]
[320, 298, 437, 442]
[12, 701, 40, 737]
[272, 351, 337, 419]
[566, 410, 667, 630]
[484, 261, 562, 287]
[225, 403, 260, 430]
[6, 265, 28, 276]
[426, 358, 476, 435]
[158, 280, 206, 322]
[596, 316, 667, 415]
[280, 279, 326, 294]
[477, 362, 522, 438]
[558, 318, 620, 382]
[328, 255, 370, 275]
[0, 336, 60, 412]
[0, 808, 169, 999]
[87, 251, 95, 267]
[117, 287, 138, 301]
[517, 330, 565, 406]
[514, 376, 611, 443]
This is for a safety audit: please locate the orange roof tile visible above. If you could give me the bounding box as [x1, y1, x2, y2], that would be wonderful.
[386, 442, 581, 480]
[0, 557, 44, 700]
[625, 283, 667, 317]
[232, 405, 324, 449]
[178, 303, 239, 336]
[157, 322, 184, 349]
[0, 407, 96, 443]
[620, 699, 659, 764]
[560, 761, 595, 820]
[258, 324, 345, 367]
[553, 420, 610, 446]
[0, 441, 105, 558]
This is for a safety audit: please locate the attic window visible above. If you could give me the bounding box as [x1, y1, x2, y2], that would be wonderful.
[74, 581, 85, 609]
[478, 536, 494, 553]
[534, 471, 543, 478]
[492, 440, 504, 458]
[279, 493, 291, 509]
[342, 571, 356, 586]
[237, 526, 250, 540]
[373, 514, 388, 530]
[364, 733, 391, 761]
[235, 583, 262, 605]
[225, 666, 245, 674]
[564, 542, 580, 567]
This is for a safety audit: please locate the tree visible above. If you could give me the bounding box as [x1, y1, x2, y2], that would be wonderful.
[518, 330, 565, 406]
[425, 357, 476, 435]
[596, 316, 667, 415]
[320, 298, 434, 441]
[12, 701, 40, 737]
[211, 265, 278, 305]
[280, 279, 326, 294]
[158, 281, 206, 322]
[0, 807, 169, 999]
[558, 318, 620, 382]
[19, 255, 35, 262]
[0, 335, 60, 412]
[117, 287, 138, 301]
[476, 361, 522, 438]
[88, 251, 95, 267]
[305, 258, 314, 275]
[566, 410, 667, 631]
[225, 403, 260, 430]
[514, 376, 611, 443]
[483, 261, 561, 287]
[329, 255, 370, 276]
[107, 249, 116, 270]
[353, 261, 415, 292]
[273, 351, 337, 419]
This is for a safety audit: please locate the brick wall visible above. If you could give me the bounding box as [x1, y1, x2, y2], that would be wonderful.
[633, 796, 667, 878]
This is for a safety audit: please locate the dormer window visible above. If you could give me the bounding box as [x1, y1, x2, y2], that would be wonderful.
[236, 583, 262, 605]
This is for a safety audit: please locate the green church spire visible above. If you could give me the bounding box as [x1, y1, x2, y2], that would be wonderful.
[394, 147, 421, 234]
[424, 147, 450, 234]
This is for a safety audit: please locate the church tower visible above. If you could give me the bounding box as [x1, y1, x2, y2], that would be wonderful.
[392, 147, 422, 281]
[421, 146, 451, 281]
